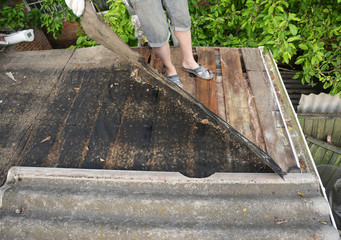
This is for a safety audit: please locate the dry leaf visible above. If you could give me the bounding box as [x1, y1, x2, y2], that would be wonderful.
[74, 88, 80, 91]
[100, 158, 105, 162]
[110, 84, 114, 88]
[41, 136, 51, 143]
[200, 119, 209, 124]
[275, 219, 288, 225]
[298, 191, 307, 198]
[313, 234, 317, 240]
[85, 146, 89, 151]
[299, 160, 307, 170]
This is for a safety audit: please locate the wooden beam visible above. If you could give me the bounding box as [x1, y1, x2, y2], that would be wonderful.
[220, 48, 266, 151]
[242, 48, 296, 172]
[196, 47, 218, 115]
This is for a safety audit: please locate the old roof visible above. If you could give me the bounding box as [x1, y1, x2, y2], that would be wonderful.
[0, 46, 339, 238]
[0, 167, 339, 239]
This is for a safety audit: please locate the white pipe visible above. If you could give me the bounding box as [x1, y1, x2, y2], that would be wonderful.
[0, 29, 34, 45]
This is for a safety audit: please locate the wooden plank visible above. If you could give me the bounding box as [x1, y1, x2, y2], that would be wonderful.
[336, 154, 341, 167]
[316, 118, 326, 140]
[311, 118, 319, 138]
[220, 48, 265, 150]
[196, 47, 218, 115]
[139, 47, 151, 62]
[312, 146, 327, 165]
[241, 48, 296, 172]
[170, 47, 196, 96]
[150, 49, 164, 74]
[310, 143, 319, 155]
[303, 118, 313, 136]
[298, 116, 305, 129]
[321, 149, 334, 165]
[325, 118, 335, 139]
[331, 119, 341, 147]
[216, 76, 226, 121]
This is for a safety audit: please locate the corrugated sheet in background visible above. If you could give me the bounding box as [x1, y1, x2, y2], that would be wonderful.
[298, 93, 341, 113]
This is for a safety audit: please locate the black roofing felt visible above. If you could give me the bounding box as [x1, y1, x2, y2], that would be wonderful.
[0, 48, 285, 185]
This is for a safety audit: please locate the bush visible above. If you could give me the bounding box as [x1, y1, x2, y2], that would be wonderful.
[69, 0, 137, 48]
[188, 0, 341, 96]
[0, 0, 78, 39]
[77, 0, 340, 96]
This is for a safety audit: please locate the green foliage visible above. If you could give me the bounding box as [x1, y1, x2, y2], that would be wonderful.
[39, 0, 78, 39]
[0, 3, 41, 30]
[101, 0, 137, 46]
[68, 27, 99, 48]
[71, 0, 137, 49]
[0, 0, 78, 39]
[188, 0, 341, 97]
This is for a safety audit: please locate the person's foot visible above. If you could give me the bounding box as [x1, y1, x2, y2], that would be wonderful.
[182, 61, 212, 79]
[167, 74, 183, 88]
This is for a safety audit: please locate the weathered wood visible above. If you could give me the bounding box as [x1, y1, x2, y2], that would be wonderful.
[316, 118, 326, 140]
[313, 146, 327, 165]
[298, 116, 305, 130]
[216, 75, 226, 121]
[81, 0, 140, 64]
[241, 48, 296, 172]
[196, 47, 218, 115]
[139, 47, 151, 62]
[331, 119, 341, 147]
[304, 119, 314, 137]
[325, 118, 336, 140]
[150, 50, 164, 74]
[170, 47, 196, 97]
[220, 48, 265, 151]
[311, 118, 319, 139]
[321, 150, 334, 165]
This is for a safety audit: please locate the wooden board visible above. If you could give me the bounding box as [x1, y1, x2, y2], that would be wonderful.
[170, 47, 196, 96]
[241, 48, 297, 172]
[195, 47, 218, 115]
[220, 48, 265, 151]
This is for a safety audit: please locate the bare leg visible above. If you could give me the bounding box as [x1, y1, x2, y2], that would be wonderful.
[174, 30, 209, 78]
[153, 42, 177, 77]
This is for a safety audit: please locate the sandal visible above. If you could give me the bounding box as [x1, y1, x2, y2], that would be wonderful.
[182, 65, 214, 80]
[167, 75, 183, 88]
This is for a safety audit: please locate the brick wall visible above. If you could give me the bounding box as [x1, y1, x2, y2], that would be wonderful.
[44, 21, 79, 49]
[13, 27, 53, 52]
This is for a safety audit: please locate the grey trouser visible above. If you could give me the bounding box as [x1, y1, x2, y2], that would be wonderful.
[127, 0, 191, 47]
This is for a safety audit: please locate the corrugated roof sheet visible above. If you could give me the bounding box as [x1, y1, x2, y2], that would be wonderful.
[0, 167, 339, 240]
[298, 93, 341, 113]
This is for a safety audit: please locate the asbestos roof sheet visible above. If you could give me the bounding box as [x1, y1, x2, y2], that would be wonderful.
[0, 167, 339, 239]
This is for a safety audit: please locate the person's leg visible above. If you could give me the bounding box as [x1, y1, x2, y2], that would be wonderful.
[174, 30, 209, 78]
[153, 42, 177, 77]
[129, 0, 178, 78]
[163, 0, 210, 78]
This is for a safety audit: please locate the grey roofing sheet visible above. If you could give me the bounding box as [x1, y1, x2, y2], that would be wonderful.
[0, 167, 339, 240]
[298, 93, 341, 113]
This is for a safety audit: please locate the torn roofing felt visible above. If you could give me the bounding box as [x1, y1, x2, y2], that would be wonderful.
[77, 0, 286, 178]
